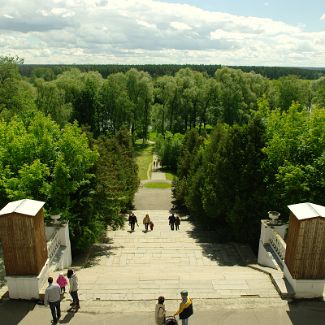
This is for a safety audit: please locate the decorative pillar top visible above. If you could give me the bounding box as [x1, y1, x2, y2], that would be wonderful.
[288, 202, 325, 220]
[0, 199, 45, 217]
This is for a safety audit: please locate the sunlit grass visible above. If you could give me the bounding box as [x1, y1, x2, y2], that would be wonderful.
[160, 167, 176, 181]
[165, 172, 175, 181]
[135, 141, 154, 180]
[143, 182, 171, 189]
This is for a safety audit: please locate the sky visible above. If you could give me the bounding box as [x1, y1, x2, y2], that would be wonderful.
[0, 0, 324, 66]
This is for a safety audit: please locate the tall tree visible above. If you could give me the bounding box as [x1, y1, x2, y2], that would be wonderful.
[275, 75, 311, 111]
[263, 103, 325, 211]
[0, 112, 101, 251]
[182, 118, 267, 246]
[0, 56, 36, 119]
[72, 71, 103, 136]
[36, 80, 72, 127]
[98, 72, 132, 133]
[94, 129, 139, 226]
[153, 75, 177, 134]
[126, 69, 153, 143]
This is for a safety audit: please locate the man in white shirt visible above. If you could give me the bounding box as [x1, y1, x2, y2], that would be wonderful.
[44, 277, 61, 324]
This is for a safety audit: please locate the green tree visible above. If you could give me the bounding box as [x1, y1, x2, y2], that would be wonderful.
[156, 131, 184, 171]
[94, 129, 139, 227]
[153, 75, 177, 134]
[183, 118, 267, 246]
[311, 76, 325, 109]
[126, 69, 153, 143]
[72, 71, 103, 136]
[215, 67, 270, 125]
[98, 73, 132, 133]
[36, 80, 72, 127]
[0, 56, 36, 119]
[0, 112, 100, 251]
[263, 104, 325, 211]
[173, 129, 205, 207]
[274, 75, 311, 111]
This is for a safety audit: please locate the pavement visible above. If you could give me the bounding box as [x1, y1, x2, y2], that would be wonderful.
[133, 190, 172, 210]
[133, 157, 172, 210]
[1, 298, 325, 325]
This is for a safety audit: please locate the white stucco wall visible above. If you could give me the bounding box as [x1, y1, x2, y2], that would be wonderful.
[6, 260, 49, 299]
[284, 265, 325, 298]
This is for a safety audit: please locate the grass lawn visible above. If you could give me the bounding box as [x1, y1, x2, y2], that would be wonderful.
[135, 141, 154, 181]
[143, 182, 171, 189]
[165, 172, 175, 181]
[160, 168, 176, 181]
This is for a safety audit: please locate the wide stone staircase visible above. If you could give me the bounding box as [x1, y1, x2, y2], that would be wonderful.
[70, 210, 280, 302]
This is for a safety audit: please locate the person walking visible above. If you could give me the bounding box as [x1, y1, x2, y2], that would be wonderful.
[143, 213, 151, 232]
[175, 216, 181, 231]
[67, 269, 80, 309]
[155, 296, 166, 325]
[44, 277, 61, 324]
[56, 272, 68, 293]
[168, 213, 176, 231]
[174, 290, 193, 325]
[128, 212, 138, 232]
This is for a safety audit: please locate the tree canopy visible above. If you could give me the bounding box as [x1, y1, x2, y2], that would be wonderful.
[1, 56, 324, 251]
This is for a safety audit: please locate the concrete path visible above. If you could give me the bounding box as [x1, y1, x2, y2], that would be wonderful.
[133, 189, 172, 210]
[134, 155, 172, 210]
[1, 298, 325, 325]
[67, 211, 279, 302]
[150, 155, 166, 181]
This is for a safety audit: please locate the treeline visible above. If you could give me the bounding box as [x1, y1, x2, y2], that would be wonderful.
[0, 57, 139, 252]
[25, 64, 325, 139]
[20, 64, 325, 80]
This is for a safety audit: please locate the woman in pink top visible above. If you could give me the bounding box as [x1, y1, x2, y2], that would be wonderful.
[56, 273, 68, 293]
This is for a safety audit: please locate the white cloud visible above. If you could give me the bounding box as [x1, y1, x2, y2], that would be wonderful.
[170, 21, 192, 31]
[0, 0, 324, 66]
[136, 19, 157, 29]
[3, 14, 14, 19]
[321, 14, 325, 20]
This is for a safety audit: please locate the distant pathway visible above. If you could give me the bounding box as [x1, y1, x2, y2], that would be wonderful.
[134, 154, 172, 210]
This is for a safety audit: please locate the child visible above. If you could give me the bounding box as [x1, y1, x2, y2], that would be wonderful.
[56, 272, 68, 293]
[149, 220, 154, 231]
[155, 296, 166, 325]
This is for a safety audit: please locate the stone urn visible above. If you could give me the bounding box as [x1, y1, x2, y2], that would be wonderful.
[50, 214, 61, 224]
[268, 211, 280, 223]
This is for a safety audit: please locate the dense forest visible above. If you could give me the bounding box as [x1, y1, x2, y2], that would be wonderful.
[1, 56, 324, 250]
[20, 64, 325, 80]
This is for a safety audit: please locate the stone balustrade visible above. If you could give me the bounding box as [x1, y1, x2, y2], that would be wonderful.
[270, 229, 286, 262]
[46, 229, 60, 261]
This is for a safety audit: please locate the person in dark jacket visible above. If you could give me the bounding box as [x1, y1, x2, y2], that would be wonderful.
[175, 216, 180, 231]
[168, 213, 176, 230]
[128, 212, 138, 231]
[174, 290, 193, 325]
